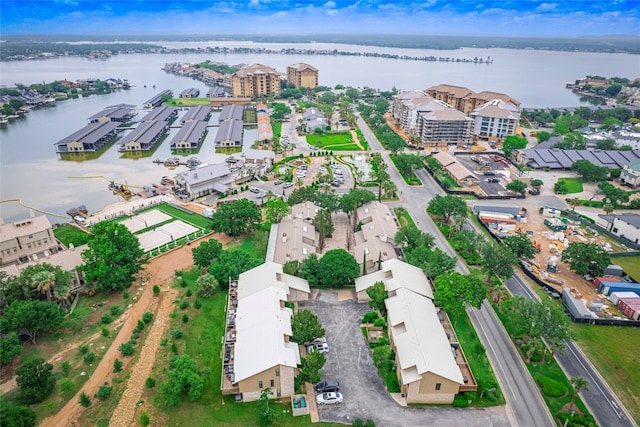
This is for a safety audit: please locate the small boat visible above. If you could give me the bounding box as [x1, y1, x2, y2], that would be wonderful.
[164, 157, 180, 167]
[0, 117, 8, 124]
[186, 157, 202, 168]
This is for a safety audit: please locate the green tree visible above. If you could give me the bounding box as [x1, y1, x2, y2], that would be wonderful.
[572, 159, 610, 182]
[338, 188, 376, 216]
[530, 178, 544, 190]
[542, 300, 573, 362]
[291, 310, 325, 344]
[433, 272, 486, 318]
[297, 351, 326, 384]
[287, 186, 317, 206]
[561, 242, 610, 276]
[4, 300, 62, 344]
[282, 260, 299, 276]
[420, 248, 458, 278]
[603, 203, 614, 215]
[264, 198, 290, 224]
[79, 392, 91, 407]
[366, 281, 388, 317]
[569, 377, 589, 411]
[506, 179, 527, 194]
[0, 401, 36, 427]
[300, 253, 321, 286]
[0, 329, 22, 366]
[161, 355, 205, 406]
[393, 153, 423, 178]
[16, 358, 56, 404]
[503, 234, 536, 259]
[481, 241, 518, 282]
[210, 199, 261, 236]
[256, 387, 277, 426]
[595, 138, 618, 150]
[29, 270, 55, 301]
[371, 345, 393, 371]
[394, 224, 435, 249]
[598, 181, 631, 205]
[554, 180, 569, 195]
[195, 273, 218, 297]
[427, 194, 467, 224]
[502, 135, 528, 157]
[314, 209, 334, 250]
[535, 131, 552, 143]
[81, 221, 145, 293]
[210, 249, 262, 289]
[191, 238, 222, 269]
[425, 156, 443, 173]
[567, 197, 581, 211]
[318, 249, 360, 287]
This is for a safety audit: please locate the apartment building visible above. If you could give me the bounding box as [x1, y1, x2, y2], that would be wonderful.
[1, 212, 60, 267]
[232, 64, 281, 98]
[415, 107, 474, 148]
[286, 63, 319, 89]
[425, 84, 520, 114]
[469, 99, 521, 143]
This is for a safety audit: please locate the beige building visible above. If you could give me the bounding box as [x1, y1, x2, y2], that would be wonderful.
[232, 64, 281, 98]
[287, 63, 319, 89]
[470, 99, 521, 143]
[354, 202, 399, 274]
[234, 286, 300, 401]
[272, 202, 320, 265]
[432, 152, 478, 186]
[355, 259, 466, 404]
[238, 262, 311, 302]
[426, 84, 520, 114]
[1, 212, 60, 267]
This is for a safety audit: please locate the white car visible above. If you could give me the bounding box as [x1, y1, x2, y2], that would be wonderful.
[316, 392, 343, 405]
[307, 342, 329, 353]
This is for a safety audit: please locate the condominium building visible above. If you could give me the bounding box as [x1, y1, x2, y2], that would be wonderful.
[469, 99, 521, 143]
[415, 107, 474, 148]
[232, 64, 281, 98]
[286, 63, 319, 89]
[426, 84, 520, 114]
[1, 211, 60, 267]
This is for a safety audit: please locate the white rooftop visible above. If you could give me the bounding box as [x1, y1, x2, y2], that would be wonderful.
[234, 286, 300, 382]
[238, 262, 310, 301]
[355, 259, 433, 300]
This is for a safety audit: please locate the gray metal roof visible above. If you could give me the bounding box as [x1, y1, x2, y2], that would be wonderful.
[519, 148, 640, 169]
[534, 136, 562, 150]
[219, 104, 244, 122]
[181, 106, 211, 123]
[180, 88, 200, 97]
[206, 86, 226, 97]
[214, 119, 243, 143]
[177, 163, 232, 185]
[144, 90, 173, 107]
[613, 213, 640, 228]
[171, 120, 208, 146]
[120, 121, 168, 145]
[473, 205, 520, 217]
[562, 289, 597, 320]
[55, 121, 119, 146]
[140, 106, 177, 122]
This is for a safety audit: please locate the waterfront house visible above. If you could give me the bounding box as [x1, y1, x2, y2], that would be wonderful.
[143, 90, 173, 109]
[139, 106, 178, 123]
[88, 104, 136, 124]
[214, 119, 244, 147]
[119, 121, 169, 151]
[181, 106, 211, 124]
[174, 163, 236, 197]
[54, 121, 119, 153]
[180, 88, 200, 98]
[219, 104, 245, 122]
[0, 211, 61, 267]
[170, 120, 208, 149]
[206, 86, 227, 97]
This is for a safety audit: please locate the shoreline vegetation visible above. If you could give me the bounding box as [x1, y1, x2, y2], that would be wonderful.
[2, 33, 639, 61]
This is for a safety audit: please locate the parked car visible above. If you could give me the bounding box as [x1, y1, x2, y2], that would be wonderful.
[315, 380, 340, 393]
[316, 392, 343, 405]
[483, 171, 496, 176]
[331, 181, 340, 187]
[250, 187, 260, 193]
[307, 342, 329, 353]
[274, 180, 283, 185]
[485, 178, 500, 183]
[283, 183, 293, 189]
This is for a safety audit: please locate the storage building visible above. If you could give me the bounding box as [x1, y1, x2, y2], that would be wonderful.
[609, 291, 639, 306]
[593, 276, 622, 289]
[597, 281, 640, 296]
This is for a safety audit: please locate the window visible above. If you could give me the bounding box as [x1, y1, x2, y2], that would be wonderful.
[275, 368, 280, 377]
[435, 383, 441, 391]
[277, 389, 281, 397]
[259, 381, 263, 389]
[270, 379, 274, 387]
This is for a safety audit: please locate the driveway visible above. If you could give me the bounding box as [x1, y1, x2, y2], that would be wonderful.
[300, 291, 511, 427]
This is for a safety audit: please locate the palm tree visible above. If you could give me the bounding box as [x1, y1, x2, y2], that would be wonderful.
[603, 203, 614, 215]
[568, 197, 581, 211]
[569, 377, 589, 411]
[266, 190, 275, 202]
[31, 270, 56, 301]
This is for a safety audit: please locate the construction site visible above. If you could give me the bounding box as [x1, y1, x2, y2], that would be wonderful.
[475, 203, 640, 323]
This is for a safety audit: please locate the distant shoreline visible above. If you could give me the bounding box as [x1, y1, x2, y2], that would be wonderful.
[2, 34, 639, 57]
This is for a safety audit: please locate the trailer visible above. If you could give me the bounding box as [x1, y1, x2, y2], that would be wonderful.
[597, 281, 640, 296]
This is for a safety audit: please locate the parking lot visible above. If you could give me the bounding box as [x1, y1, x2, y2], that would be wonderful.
[301, 292, 511, 427]
[456, 154, 512, 196]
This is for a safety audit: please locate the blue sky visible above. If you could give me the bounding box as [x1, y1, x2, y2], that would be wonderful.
[2, 1, 639, 37]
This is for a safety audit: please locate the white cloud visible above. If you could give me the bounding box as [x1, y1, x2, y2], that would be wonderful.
[324, 1, 336, 8]
[535, 3, 558, 12]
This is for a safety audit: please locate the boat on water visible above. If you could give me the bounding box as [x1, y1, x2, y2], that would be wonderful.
[108, 181, 133, 198]
[186, 157, 202, 168]
[164, 157, 180, 167]
[0, 117, 8, 124]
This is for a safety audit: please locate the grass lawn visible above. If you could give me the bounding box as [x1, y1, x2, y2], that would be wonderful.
[556, 178, 583, 194]
[447, 310, 505, 407]
[150, 269, 341, 427]
[164, 98, 211, 106]
[137, 202, 211, 230]
[613, 256, 640, 281]
[53, 223, 90, 247]
[389, 155, 422, 185]
[571, 324, 640, 424]
[272, 121, 282, 139]
[393, 207, 416, 227]
[306, 133, 362, 151]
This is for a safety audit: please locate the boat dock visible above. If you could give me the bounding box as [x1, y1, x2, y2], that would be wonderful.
[153, 157, 202, 167]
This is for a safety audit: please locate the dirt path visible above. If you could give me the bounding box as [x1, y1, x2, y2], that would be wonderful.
[40, 233, 231, 427]
[350, 129, 365, 151]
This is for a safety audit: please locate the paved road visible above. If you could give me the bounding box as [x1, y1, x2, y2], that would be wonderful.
[506, 275, 637, 427]
[357, 114, 553, 426]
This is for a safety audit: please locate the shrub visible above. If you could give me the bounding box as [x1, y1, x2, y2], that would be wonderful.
[194, 299, 202, 309]
[182, 314, 189, 324]
[131, 331, 140, 342]
[101, 327, 110, 337]
[153, 285, 160, 295]
[180, 278, 188, 288]
[60, 362, 71, 376]
[119, 342, 135, 356]
[160, 338, 168, 347]
[537, 376, 567, 397]
[179, 300, 189, 310]
[101, 313, 112, 324]
[145, 377, 156, 388]
[171, 342, 178, 353]
[373, 317, 387, 327]
[123, 291, 130, 299]
[143, 312, 154, 324]
[59, 378, 74, 394]
[139, 412, 150, 427]
[110, 305, 121, 316]
[453, 394, 470, 407]
[362, 311, 379, 323]
[557, 412, 597, 427]
[170, 329, 183, 339]
[83, 353, 96, 364]
[185, 289, 193, 297]
[135, 320, 145, 332]
[97, 384, 113, 399]
[79, 392, 91, 407]
[78, 344, 89, 354]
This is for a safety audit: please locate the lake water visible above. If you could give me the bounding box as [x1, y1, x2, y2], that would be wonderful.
[0, 42, 638, 222]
